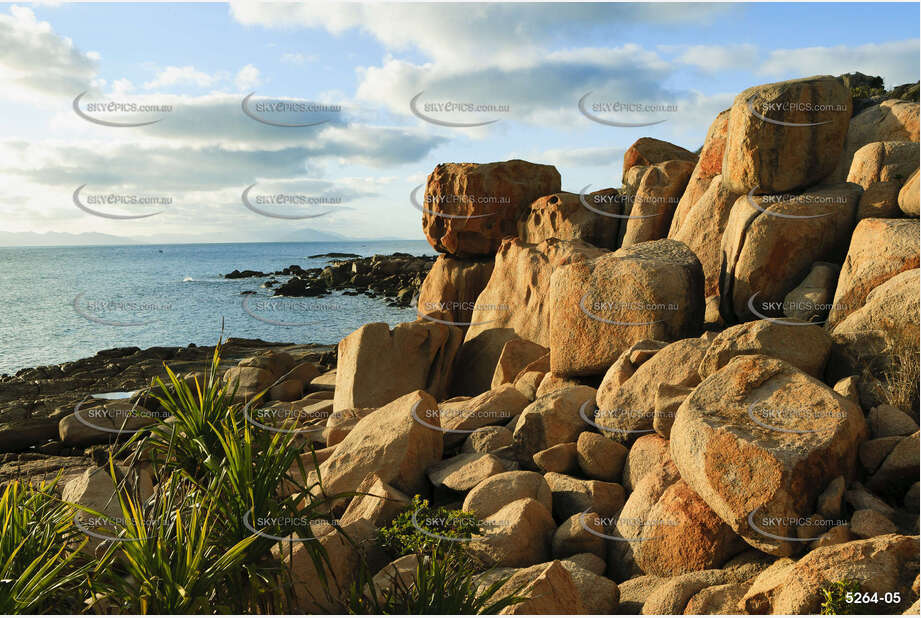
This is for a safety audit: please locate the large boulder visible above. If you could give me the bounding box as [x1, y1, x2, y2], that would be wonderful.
[512, 386, 595, 461]
[488, 560, 586, 615]
[617, 470, 745, 576]
[826, 218, 920, 327]
[620, 160, 696, 248]
[847, 141, 920, 219]
[594, 336, 710, 439]
[463, 470, 553, 519]
[847, 141, 920, 189]
[421, 160, 561, 257]
[416, 255, 494, 329]
[623, 433, 672, 492]
[316, 391, 443, 497]
[533, 442, 579, 474]
[237, 349, 295, 379]
[280, 520, 379, 612]
[697, 319, 832, 379]
[544, 472, 625, 520]
[670, 355, 867, 556]
[223, 366, 275, 403]
[491, 339, 549, 389]
[63, 465, 153, 528]
[552, 512, 606, 560]
[682, 581, 751, 615]
[518, 189, 622, 250]
[59, 400, 159, 446]
[323, 407, 374, 447]
[622, 137, 697, 181]
[558, 559, 620, 614]
[740, 534, 919, 614]
[718, 183, 860, 323]
[469, 497, 556, 567]
[899, 168, 919, 216]
[576, 432, 627, 482]
[722, 76, 851, 194]
[438, 384, 530, 448]
[454, 237, 605, 395]
[670, 110, 731, 236]
[462, 425, 514, 454]
[868, 431, 919, 497]
[333, 321, 460, 412]
[426, 452, 506, 492]
[782, 262, 839, 323]
[830, 99, 920, 182]
[340, 474, 410, 529]
[827, 269, 920, 407]
[668, 175, 742, 296]
[548, 239, 704, 376]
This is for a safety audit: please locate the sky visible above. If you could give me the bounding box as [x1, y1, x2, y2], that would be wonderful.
[0, 1, 918, 243]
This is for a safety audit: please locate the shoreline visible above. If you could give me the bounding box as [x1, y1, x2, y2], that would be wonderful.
[0, 339, 336, 464]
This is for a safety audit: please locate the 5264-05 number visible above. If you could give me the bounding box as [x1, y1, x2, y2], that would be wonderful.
[846, 592, 901, 604]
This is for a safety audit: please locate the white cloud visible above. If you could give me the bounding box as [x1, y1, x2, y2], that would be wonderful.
[758, 39, 920, 87]
[235, 64, 262, 90]
[143, 65, 225, 90]
[355, 45, 679, 128]
[280, 52, 315, 65]
[229, 1, 730, 68]
[670, 44, 760, 72]
[0, 5, 97, 99]
[538, 146, 626, 169]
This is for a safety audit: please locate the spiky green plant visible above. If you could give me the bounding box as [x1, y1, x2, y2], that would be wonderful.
[136, 343, 245, 479]
[85, 470, 259, 614]
[118, 339, 351, 612]
[347, 547, 526, 615]
[0, 479, 88, 614]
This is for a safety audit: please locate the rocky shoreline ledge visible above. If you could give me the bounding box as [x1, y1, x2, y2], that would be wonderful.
[0, 339, 334, 481]
[225, 252, 438, 307]
[4, 73, 921, 615]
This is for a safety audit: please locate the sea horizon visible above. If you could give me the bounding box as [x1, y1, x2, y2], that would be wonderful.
[0, 239, 437, 375]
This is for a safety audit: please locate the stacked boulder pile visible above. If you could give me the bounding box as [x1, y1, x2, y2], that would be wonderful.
[61, 74, 918, 614]
[278, 74, 920, 614]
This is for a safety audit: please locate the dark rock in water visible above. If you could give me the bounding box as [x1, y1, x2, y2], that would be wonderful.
[231, 253, 436, 306]
[308, 252, 361, 258]
[240, 290, 257, 295]
[224, 269, 268, 279]
[272, 276, 328, 297]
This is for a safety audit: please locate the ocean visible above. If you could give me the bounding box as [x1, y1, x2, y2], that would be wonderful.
[0, 240, 437, 375]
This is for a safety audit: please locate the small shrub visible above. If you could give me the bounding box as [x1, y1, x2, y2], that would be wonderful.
[378, 496, 482, 558]
[881, 342, 921, 415]
[820, 578, 861, 615]
[851, 85, 885, 99]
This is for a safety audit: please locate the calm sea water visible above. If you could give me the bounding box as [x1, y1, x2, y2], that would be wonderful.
[0, 241, 436, 375]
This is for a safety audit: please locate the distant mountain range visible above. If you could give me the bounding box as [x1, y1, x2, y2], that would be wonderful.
[0, 231, 133, 247]
[0, 228, 412, 247]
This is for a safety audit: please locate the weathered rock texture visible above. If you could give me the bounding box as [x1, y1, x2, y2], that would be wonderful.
[422, 160, 561, 257]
